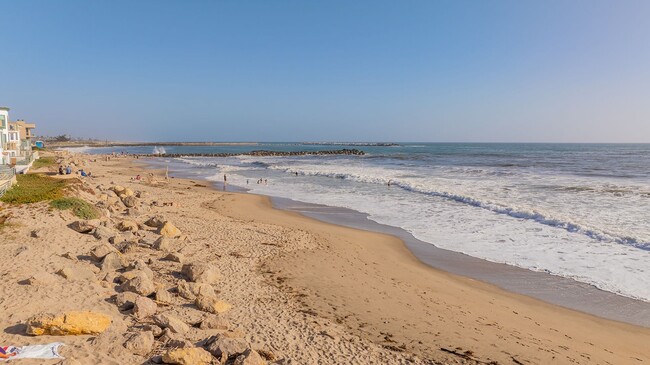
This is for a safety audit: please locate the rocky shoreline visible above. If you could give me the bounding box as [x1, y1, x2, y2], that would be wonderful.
[0, 151, 423, 364]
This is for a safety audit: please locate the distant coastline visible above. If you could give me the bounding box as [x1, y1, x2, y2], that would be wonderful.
[47, 141, 260, 148]
[46, 141, 401, 148]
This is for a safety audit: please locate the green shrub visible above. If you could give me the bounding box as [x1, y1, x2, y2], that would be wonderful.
[50, 197, 100, 219]
[32, 156, 57, 169]
[0, 174, 68, 204]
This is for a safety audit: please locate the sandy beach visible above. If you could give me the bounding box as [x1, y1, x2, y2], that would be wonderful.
[0, 151, 649, 364]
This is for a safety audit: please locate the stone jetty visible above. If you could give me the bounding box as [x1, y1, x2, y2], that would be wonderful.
[137, 148, 365, 158]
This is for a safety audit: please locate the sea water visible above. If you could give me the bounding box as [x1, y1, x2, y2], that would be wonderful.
[74, 143, 650, 302]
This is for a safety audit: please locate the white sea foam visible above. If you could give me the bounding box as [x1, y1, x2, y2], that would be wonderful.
[234, 158, 650, 302]
[167, 149, 650, 302]
[61, 145, 93, 153]
[177, 158, 219, 167]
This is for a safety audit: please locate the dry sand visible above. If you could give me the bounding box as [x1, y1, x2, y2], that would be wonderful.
[0, 151, 648, 364]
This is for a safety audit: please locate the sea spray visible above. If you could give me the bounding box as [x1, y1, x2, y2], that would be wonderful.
[152, 146, 166, 155]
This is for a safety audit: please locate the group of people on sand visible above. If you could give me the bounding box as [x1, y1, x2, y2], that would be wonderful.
[58, 165, 91, 177]
[58, 165, 72, 175]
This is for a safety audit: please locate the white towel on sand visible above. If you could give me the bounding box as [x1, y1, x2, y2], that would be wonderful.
[0, 342, 64, 360]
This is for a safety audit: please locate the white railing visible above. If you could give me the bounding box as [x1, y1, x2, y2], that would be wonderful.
[0, 165, 16, 197]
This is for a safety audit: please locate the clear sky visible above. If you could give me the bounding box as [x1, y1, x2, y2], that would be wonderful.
[1, 0, 649, 142]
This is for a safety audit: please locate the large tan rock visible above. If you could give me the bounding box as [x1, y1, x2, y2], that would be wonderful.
[153, 236, 173, 251]
[90, 243, 116, 261]
[158, 221, 181, 238]
[133, 296, 158, 320]
[155, 288, 174, 305]
[69, 220, 97, 234]
[112, 186, 126, 195]
[181, 263, 220, 284]
[107, 196, 120, 206]
[200, 315, 230, 330]
[159, 328, 192, 348]
[93, 226, 117, 240]
[163, 252, 184, 263]
[122, 195, 138, 208]
[128, 260, 155, 280]
[144, 215, 166, 228]
[177, 281, 216, 300]
[120, 270, 156, 296]
[233, 349, 266, 365]
[26, 311, 111, 336]
[101, 252, 126, 272]
[153, 313, 189, 334]
[122, 188, 135, 197]
[115, 292, 139, 311]
[195, 294, 231, 314]
[124, 331, 154, 356]
[204, 334, 249, 359]
[162, 347, 212, 365]
[117, 220, 139, 232]
[142, 324, 163, 337]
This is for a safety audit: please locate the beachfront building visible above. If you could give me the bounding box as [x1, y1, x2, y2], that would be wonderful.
[9, 120, 37, 165]
[0, 107, 9, 165]
[0, 106, 16, 195]
[0, 107, 38, 173]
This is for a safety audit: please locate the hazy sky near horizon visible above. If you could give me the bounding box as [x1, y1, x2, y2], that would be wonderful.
[1, 1, 649, 142]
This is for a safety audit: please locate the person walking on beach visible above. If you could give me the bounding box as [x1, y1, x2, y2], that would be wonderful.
[223, 174, 227, 184]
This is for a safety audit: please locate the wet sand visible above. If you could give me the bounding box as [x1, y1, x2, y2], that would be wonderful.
[272, 197, 650, 328]
[205, 181, 650, 364]
[155, 157, 650, 329]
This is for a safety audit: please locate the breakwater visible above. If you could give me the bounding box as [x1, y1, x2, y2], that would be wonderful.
[137, 148, 365, 158]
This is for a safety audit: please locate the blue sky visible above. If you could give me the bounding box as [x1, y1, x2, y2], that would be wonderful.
[1, 0, 649, 142]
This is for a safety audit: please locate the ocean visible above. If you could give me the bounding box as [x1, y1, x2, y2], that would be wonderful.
[72, 143, 650, 303]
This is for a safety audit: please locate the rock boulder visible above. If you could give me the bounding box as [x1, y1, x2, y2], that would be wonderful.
[144, 215, 166, 228]
[124, 331, 154, 356]
[117, 220, 139, 232]
[133, 296, 158, 320]
[204, 334, 249, 359]
[26, 311, 111, 336]
[233, 349, 266, 365]
[181, 263, 220, 284]
[153, 313, 189, 334]
[158, 221, 181, 238]
[120, 270, 156, 296]
[69, 220, 96, 234]
[162, 347, 212, 365]
[195, 295, 231, 314]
